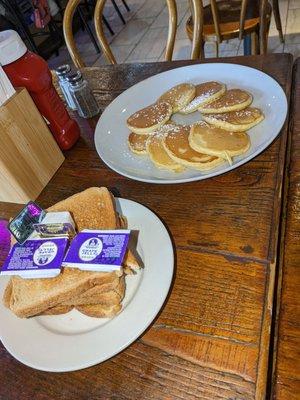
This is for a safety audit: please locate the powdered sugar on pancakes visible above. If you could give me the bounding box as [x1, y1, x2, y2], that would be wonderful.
[200, 89, 251, 109]
[205, 107, 262, 123]
[158, 83, 196, 112]
[180, 82, 225, 113]
[127, 102, 172, 129]
[150, 123, 184, 139]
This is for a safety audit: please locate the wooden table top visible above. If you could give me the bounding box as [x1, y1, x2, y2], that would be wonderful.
[272, 58, 300, 399]
[0, 54, 293, 400]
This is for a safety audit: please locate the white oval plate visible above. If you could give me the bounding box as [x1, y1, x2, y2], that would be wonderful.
[0, 198, 174, 372]
[95, 63, 287, 184]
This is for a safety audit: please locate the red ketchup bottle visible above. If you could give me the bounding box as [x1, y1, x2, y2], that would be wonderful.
[0, 30, 80, 150]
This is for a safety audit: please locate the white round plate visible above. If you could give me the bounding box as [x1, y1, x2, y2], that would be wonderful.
[0, 198, 174, 372]
[95, 63, 287, 184]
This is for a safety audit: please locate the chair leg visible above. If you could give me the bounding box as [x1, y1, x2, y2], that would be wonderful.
[215, 41, 219, 58]
[82, 0, 92, 19]
[121, 0, 130, 12]
[243, 35, 252, 55]
[259, 0, 269, 55]
[55, 0, 64, 19]
[272, 0, 284, 43]
[102, 15, 115, 35]
[261, 14, 271, 54]
[111, 0, 126, 25]
[251, 31, 259, 55]
[77, 6, 101, 53]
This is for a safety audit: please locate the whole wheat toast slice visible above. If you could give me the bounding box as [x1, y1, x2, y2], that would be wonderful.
[39, 305, 73, 316]
[39, 277, 125, 315]
[3, 270, 121, 311]
[117, 213, 141, 271]
[40, 302, 122, 317]
[39, 284, 125, 315]
[76, 303, 122, 318]
[39, 286, 124, 316]
[63, 275, 125, 306]
[64, 274, 123, 304]
[48, 187, 118, 230]
[123, 250, 141, 270]
[9, 268, 122, 318]
[118, 215, 128, 229]
[3, 280, 12, 308]
[71, 290, 123, 307]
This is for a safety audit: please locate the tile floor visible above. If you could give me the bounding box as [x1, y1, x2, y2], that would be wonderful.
[48, 0, 300, 69]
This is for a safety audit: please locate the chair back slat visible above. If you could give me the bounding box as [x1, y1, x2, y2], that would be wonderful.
[210, 0, 222, 43]
[165, 0, 178, 61]
[239, 0, 248, 40]
[190, 0, 204, 59]
[94, 0, 116, 64]
[63, 0, 85, 68]
[259, 0, 268, 54]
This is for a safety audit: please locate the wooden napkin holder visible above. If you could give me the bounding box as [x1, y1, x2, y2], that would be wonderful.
[0, 88, 65, 204]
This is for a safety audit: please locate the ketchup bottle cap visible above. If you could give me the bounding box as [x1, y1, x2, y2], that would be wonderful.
[0, 30, 27, 66]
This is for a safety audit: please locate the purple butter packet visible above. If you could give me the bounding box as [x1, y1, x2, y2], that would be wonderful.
[0, 238, 68, 279]
[63, 230, 130, 272]
[0, 220, 11, 267]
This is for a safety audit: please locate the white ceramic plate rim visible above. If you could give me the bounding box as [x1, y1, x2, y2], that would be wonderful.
[0, 198, 174, 372]
[95, 62, 288, 184]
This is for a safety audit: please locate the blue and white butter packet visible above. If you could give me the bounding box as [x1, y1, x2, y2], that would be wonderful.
[63, 230, 130, 272]
[1, 238, 68, 279]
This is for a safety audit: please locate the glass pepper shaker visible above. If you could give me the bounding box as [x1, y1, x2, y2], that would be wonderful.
[55, 64, 77, 110]
[67, 71, 100, 119]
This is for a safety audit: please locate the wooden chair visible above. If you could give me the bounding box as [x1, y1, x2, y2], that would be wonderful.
[63, 0, 205, 67]
[63, 0, 117, 68]
[94, 0, 209, 64]
[186, 0, 272, 57]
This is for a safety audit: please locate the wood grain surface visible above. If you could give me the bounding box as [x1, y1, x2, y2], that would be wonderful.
[272, 58, 300, 399]
[0, 88, 64, 203]
[0, 54, 293, 400]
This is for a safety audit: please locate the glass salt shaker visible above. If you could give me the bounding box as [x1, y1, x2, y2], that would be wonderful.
[55, 64, 77, 110]
[67, 71, 99, 119]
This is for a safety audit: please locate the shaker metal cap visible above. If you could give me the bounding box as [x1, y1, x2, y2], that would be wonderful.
[55, 64, 71, 76]
[66, 71, 83, 85]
